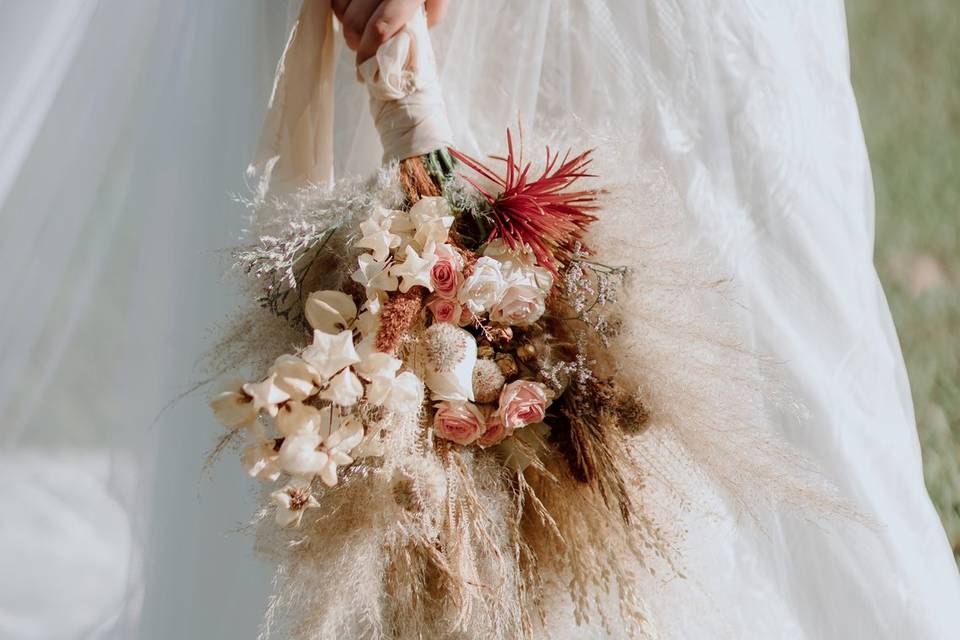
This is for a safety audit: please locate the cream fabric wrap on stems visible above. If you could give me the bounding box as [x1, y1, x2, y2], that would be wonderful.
[249, 0, 453, 192]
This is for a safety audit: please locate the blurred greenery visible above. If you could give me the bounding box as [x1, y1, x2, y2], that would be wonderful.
[847, 0, 960, 556]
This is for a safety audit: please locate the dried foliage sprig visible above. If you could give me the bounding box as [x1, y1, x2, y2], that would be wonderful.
[234, 223, 338, 324]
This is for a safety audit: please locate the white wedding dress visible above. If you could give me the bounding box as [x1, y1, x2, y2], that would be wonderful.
[1, 1, 957, 638]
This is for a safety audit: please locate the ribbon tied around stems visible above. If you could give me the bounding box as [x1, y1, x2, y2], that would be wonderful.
[249, 0, 452, 194]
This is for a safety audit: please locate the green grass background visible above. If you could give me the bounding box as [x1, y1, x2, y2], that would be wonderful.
[847, 0, 960, 556]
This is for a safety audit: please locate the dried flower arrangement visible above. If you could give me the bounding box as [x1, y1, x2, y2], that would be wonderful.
[209, 130, 853, 639]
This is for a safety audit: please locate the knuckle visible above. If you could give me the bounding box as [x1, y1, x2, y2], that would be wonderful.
[371, 19, 394, 43]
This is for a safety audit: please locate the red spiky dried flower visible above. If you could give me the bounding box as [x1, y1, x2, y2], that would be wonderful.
[448, 128, 598, 275]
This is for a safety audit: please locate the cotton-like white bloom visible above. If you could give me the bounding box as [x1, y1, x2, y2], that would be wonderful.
[355, 350, 403, 381]
[320, 368, 364, 406]
[413, 217, 452, 248]
[301, 329, 361, 380]
[387, 371, 425, 413]
[354, 350, 422, 412]
[270, 477, 319, 527]
[389, 243, 437, 293]
[355, 218, 402, 262]
[364, 294, 383, 316]
[351, 428, 386, 458]
[353, 333, 377, 365]
[384, 209, 416, 249]
[274, 400, 323, 436]
[409, 196, 454, 248]
[242, 373, 291, 418]
[352, 253, 399, 300]
[277, 409, 365, 486]
[355, 309, 379, 337]
[315, 414, 364, 486]
[278, 432, 326, 476]
[268, 355, 320, 401]
[304, 290, 358, 335]
[369, 370, 424, 413]
[210, 379, 258, 428]
[408, 196, 452, 225]
[241, 441, 282, 482]
[458, 256, 507, 315]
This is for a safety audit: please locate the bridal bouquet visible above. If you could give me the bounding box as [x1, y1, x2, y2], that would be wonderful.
[211, 136, 666, 637]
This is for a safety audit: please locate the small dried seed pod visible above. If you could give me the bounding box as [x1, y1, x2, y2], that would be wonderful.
[473, 358, 506, 404]
[516, 343, 537, 363]
[495, 353, 519, 379]
[477, 344, 496, 359]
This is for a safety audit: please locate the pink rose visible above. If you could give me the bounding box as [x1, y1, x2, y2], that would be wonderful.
[431, 244, 463, 298]
[433, 401, 485, 445]
[427, 295, 463, 324]
[477, 411, 509, 448]
[497, 380, 548, 431]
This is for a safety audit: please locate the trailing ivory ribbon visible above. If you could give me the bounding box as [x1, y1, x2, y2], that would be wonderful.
[249, 0, 452, 192]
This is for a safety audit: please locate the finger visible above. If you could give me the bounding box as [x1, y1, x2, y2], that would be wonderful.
[331, 0, 351, 21]
[356, 0, 424, 64]
[424, 0, 449, 27]
[340, 0, 381, 51]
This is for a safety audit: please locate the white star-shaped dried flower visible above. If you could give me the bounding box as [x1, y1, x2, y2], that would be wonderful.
[414, 217, 453, 248]
[268, 355, 320, 401]
[210, 379, 258, 428]
[385, 371, 425, 413]
[389, 243, 437, 293]
[355, 309, 379, 337]
[351, 428, 386, 458]
[320, 368, 364, 406]
[316, 415, 364, 487]
[270, 477, 319, 527]
[274, 400, 323, 436]
[409, 196, 452, 225]
[278, 433, 326, 477]
[278, 409, 365, 486]
[367, 370, 424, 412]
[242, 373, 290, 418]
[409, 197, 454, 248]
[355, 219, 401, 262]
[301, 329, 361, 380]
[390, 213, 414, 230]
[351, 253, 398, 299]
[241, 441, 282, 482]
[304, 290, 358, 335]
[355, 351, 403, 382]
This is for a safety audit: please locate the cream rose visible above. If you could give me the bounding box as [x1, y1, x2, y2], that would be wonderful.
[433, 400, 485, 445]
[497, 380, 548, 431]
[457, 256, 506, 315]
[483, 240, 554, 291]
[489, 279, 546, 326]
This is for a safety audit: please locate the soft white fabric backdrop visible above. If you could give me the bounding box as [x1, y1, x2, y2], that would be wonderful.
[1, 1, 958, 638]
[0, 1, 289, 637]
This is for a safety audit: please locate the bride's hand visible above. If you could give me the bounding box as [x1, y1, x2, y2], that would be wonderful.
[332, 0, 449, 64]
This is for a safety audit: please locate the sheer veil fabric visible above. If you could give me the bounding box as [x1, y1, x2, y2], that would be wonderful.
[1, 1, 958, 639]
